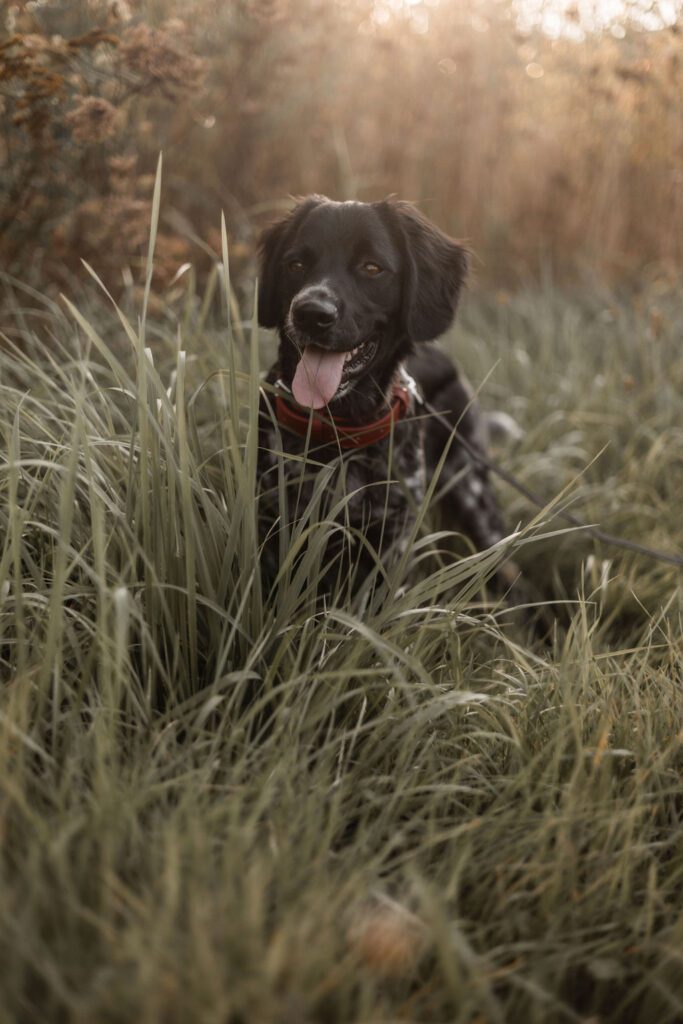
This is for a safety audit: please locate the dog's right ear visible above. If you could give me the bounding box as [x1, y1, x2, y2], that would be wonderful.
[257, 196, 324, 329]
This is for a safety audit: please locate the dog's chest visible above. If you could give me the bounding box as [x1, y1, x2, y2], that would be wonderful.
[258, 414, 426, 546]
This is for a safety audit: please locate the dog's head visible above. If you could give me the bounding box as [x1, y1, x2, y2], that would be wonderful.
[258, 196, 468, 410]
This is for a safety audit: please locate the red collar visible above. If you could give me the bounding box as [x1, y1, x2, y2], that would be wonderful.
[275, 383, 412, 450]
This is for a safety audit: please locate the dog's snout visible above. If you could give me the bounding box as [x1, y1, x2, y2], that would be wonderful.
[291, 295, 339, 335]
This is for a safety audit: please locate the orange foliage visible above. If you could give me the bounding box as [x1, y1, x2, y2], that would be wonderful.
[1, 0, 681, 295]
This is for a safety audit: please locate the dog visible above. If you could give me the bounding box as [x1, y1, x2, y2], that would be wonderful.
[256, 195, 508, 594]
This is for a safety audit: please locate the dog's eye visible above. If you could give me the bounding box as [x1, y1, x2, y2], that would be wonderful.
[288, 258, 305, 274]
[361, 262, 383, 277]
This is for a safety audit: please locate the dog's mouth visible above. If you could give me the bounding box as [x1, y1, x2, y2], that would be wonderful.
[291, 338, 378, 409]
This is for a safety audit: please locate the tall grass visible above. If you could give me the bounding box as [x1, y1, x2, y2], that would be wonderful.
[0, 206, 681, 1019]
[2, 0, 682, 289]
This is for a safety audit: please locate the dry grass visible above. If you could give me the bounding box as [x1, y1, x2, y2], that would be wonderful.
[1, 0, 682, 291]
[0, 178, 681, 1020]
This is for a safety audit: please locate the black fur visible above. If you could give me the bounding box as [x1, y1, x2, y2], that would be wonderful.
[377, 200, 469, 343]
[256, 196, 506, 591]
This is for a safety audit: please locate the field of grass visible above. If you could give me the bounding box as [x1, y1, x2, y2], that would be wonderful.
[0, 219, 681, 1021]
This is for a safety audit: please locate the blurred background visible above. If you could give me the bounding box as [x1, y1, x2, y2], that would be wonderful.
[1, 0, 682, 299]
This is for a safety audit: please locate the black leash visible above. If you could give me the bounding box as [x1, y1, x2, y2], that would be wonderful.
[420, 396, 683, 569]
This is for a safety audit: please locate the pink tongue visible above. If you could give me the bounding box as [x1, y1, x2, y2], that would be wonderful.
[291, 345, 347, 409]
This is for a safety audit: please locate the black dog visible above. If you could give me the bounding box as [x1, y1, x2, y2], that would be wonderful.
[256, 195, 507, 592]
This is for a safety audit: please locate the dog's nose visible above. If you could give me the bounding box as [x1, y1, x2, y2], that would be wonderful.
[291, 297, 338, 335]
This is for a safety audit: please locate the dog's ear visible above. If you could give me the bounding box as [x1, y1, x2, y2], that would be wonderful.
[257, 196, 324, 329]
[379, 200, 469, 343]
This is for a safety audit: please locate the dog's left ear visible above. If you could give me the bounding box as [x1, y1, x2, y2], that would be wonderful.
[378, 200, 469, 343]
[257, 196, 324, 328]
